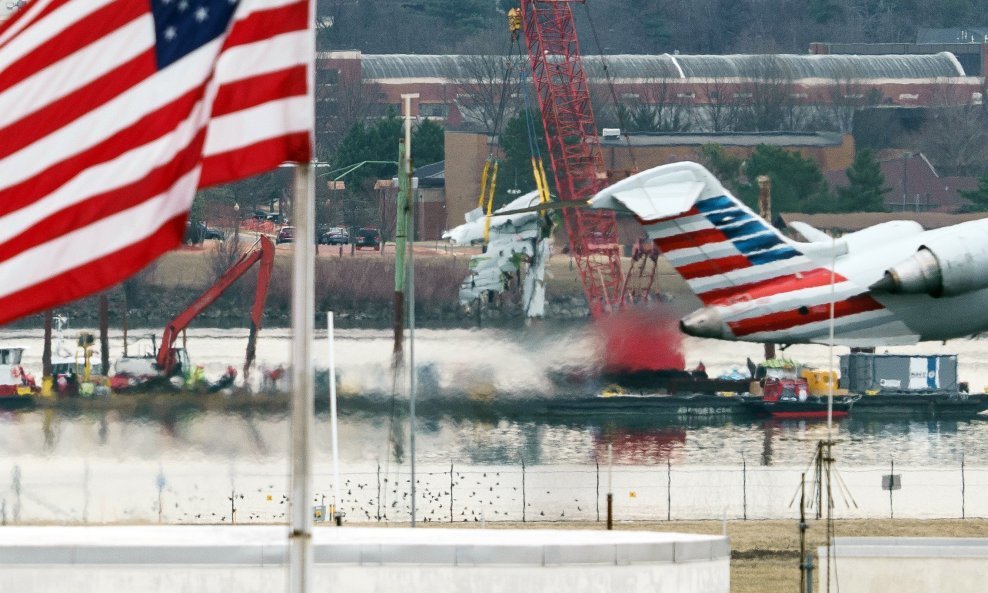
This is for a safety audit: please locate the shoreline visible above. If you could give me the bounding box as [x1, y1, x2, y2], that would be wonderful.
[1, 242, 699, 331]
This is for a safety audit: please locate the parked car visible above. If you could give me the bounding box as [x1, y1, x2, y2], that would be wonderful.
[276, 226, 294, 244]
[184, 221, 224, 244]
[319, 226, 350, 245]
[204, 226, 225, 241]
[354, 227, 381, 250]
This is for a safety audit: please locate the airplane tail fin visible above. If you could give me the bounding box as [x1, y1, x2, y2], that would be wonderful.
[591, 162, 816, 304]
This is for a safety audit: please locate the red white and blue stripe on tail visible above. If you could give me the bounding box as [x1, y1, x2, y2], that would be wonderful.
[591, 162, 898, 343]
[649, 192, 813, 302]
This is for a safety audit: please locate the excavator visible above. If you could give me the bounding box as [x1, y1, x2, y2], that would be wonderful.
[112, 235, 275, 391]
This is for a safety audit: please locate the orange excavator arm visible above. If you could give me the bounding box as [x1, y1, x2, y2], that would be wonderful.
[157, 236, 275, 380]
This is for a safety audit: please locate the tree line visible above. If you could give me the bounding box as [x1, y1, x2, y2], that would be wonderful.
[318, 0, 988, 56]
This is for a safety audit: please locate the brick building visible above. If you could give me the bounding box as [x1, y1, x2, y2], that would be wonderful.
[824, 151, 979, 213]
[318, 51, 984, 131]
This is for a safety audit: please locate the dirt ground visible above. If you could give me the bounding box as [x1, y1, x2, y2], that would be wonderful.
[369, 518, 988, 593]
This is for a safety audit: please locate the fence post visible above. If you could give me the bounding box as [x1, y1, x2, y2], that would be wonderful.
[961, 454, 966, 520]
[607, 444, 613, 530]
[596, 456, 600, 522]
[450, 460, 454, 523]
[376, 461, 381, 522]
[742, 454, 747, 521]
[667, 458, 671, 521]
[889, 458, 894, 520]
[521, 459, 527, 523]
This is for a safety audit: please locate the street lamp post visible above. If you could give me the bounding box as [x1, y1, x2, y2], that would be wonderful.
[233, 202, 240, 246]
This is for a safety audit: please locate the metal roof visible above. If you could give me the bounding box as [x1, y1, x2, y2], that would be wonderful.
[779, 212, 988, 233]
[361, 52, 967, 81]
[601, 131, 846, 148]
[917, 27, 988, 44]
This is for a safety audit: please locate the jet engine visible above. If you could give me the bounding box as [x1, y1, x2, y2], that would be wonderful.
[870, 229, 988, 297]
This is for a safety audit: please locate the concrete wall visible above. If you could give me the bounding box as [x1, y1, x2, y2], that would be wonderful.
[0, 526, 730, 593]
[819, 537, 988, 593]
[445, 132, 496, 230]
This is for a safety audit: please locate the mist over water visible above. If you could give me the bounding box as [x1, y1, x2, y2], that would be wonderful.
[1, 324, 988, 467]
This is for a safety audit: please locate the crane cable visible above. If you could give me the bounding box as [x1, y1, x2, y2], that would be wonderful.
[519, 68, 551, 207]
[581, 2, 640, 175]
[478, 14, 523, 245]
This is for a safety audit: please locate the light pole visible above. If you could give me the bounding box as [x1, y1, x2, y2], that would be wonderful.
[233, 202, 240, 246]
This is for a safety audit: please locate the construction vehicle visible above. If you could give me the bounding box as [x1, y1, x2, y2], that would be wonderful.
[112, 236, 275, 390]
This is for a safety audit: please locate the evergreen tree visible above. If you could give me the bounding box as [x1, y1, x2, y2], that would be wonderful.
[960, 175, 988, 212]
[331, 112, 445, 186]
[738, 145, 831, 214]
[836, 149, 890, 212]
[422, 0, 492, 32]
[412, 119, 445, 166]
[497, 110, 551, 206]
[698, 144, 743, 193]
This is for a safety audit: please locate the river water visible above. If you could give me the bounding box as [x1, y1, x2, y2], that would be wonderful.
[1, 324, 987, 523]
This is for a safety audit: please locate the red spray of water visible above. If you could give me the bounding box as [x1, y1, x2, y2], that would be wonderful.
[595, 304, 686, 373]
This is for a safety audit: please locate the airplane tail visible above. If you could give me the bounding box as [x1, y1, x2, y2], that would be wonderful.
[590, 162, 817, 305]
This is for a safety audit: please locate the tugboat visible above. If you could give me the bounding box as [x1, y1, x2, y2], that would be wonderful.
[746, 375, 856, 419]
[743, 359, 857, 419]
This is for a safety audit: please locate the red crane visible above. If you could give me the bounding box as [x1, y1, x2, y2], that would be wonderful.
[157, 235, 275, 381]
[518, 0, 624, 316]
[518, 2, 681, 374]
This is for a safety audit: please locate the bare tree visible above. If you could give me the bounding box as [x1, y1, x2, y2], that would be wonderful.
[448, 53, 524, 134]
[912, 79, 988, 176]
[315, 70, 384, 161]
[736, 55, 798, 131]
[824, 65, 884, 133]
[619, 75, 694, 133]
[699, 76, 746, 132]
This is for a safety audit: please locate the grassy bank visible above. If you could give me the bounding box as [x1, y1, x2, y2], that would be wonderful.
[375, 518, 988, 593]
[5, 238, 700, 329]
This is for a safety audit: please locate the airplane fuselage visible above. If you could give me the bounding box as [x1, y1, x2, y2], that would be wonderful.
[588, 161, 988, 348]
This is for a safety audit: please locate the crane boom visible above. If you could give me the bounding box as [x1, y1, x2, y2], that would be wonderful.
[157, 235, 275, 379]
[519, 0, 624, 316]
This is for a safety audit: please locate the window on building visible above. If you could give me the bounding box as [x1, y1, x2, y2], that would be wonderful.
[317, 68, 339, 85]
[368, 103, 402, 116]
[419, 103, 449, 118]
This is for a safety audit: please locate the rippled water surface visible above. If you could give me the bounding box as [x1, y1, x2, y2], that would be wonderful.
[1, 325, 986, 466]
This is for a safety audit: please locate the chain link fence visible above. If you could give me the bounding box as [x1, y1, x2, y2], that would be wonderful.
[2, 457, 986, 525]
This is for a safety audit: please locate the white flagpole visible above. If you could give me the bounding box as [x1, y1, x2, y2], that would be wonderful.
[289, 1, 316, 589]
[289, 162, 315, 592]
[328, 311, 341, 524]
[401, 93, 418, 527]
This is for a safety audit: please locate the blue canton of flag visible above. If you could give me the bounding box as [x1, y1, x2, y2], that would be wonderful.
[151, 0, 240, 69]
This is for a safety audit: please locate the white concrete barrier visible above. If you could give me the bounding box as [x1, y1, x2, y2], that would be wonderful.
[0, 526, 729, 593]
[819, 537, 988, 593]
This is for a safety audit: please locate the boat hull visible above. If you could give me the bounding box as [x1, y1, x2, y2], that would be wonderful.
[744, 397, 854, 419]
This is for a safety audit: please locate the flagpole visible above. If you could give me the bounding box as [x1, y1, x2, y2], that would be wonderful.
[289, 162, 315, 593]
[328, 311, 342, 525]
[401, 93, 418, 527]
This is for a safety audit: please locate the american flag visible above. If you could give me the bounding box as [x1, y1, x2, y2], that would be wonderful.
[0, 0, 312, 324]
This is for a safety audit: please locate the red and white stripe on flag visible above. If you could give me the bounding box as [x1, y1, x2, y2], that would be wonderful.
[0, 0, 313, 324]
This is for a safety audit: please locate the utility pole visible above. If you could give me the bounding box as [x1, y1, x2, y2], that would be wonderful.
[393, 142, 409, 367]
